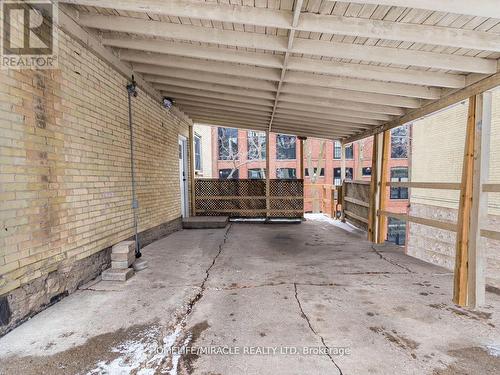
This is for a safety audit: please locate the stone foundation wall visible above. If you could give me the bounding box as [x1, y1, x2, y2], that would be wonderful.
[0, 216, 182, 337]
[408, 203, 500, 289]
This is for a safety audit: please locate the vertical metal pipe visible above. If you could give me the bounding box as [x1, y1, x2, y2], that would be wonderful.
[127, 91, 141, 258]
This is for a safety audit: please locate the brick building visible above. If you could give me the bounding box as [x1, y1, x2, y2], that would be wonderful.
[199, 125, 410, 245]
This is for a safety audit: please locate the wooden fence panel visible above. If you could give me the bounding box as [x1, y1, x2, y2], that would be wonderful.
[343, 180, 371, 230]
[195, 179, 303, 218]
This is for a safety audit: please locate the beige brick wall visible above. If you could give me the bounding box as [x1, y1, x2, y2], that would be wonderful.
[408, 89, 500, 288]
[0, 30, 192, 296]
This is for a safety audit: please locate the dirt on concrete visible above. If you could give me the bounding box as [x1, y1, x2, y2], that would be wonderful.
[0, 324, 153, 375]
[433, 347, 500, 375]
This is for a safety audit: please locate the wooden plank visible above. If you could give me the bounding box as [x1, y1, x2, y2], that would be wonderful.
[345, 180, 371, 185]
[483, 184, 500, 193]
[379, 211, 458, 232]
[368, 133, 379, 242]
[345, 210, 369, 224]
[376, 131, 390, 244]
[481, 229, 500, 241]
[344, 196, 370, 208]
[454, 96, 476, 307]
[385, 182, 461, 190]
[468, 92, 491, 308]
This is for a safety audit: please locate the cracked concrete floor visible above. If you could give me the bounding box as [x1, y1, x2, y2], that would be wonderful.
[1, 215, 500, 375]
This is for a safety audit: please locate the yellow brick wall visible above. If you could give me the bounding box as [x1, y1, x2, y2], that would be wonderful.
[411, 90, 500, 214]
[0, 30, 192, 296]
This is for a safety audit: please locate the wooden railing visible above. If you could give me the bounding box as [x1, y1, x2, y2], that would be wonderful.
[341, 180, 371, 230]
[194, 179, 304, 218]
[304, 183, 340, 217]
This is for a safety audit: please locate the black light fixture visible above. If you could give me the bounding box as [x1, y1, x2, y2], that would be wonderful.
[126, 75, 138, 97]
[162, 96, 174, 110]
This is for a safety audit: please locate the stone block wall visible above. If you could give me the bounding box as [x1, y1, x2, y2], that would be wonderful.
[0, 29, 192, 335]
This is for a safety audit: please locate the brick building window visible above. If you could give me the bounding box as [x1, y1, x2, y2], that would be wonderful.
[218, 127, 238, 160]
[219, 168, 239, 179]
[346, 167, 354, 180]
[390, 167, 408, 199]
[248, 168, 265, 179]
[305, 168, 324, 177]
[362, 167, 372, 176]
[276, 168, 296, 179]
[333, 168, 341, 186]
[194, 133, 202, 171]
[345, 144, 354, 159]
[247, 131, 266, 160]
[391, 125, 409, 159]
[333, 141, 342, 159]
[333, 167, 354, 184]
[276, 134, 296, 160]
[387, 217, 406, 246]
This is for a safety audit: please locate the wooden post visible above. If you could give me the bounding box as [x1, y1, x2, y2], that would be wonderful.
[467, 92, 491, 308]
[376, 131, 390, 244]
[266, 130, 271, 219]
[454, 96, 477, 306]
[188, 125, 196, 217]
[368, 134, 379, 242]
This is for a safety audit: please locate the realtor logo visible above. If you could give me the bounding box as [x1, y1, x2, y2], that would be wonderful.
[1, 0, 58, 69]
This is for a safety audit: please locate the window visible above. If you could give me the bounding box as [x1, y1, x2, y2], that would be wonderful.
[387, 218, 406, 246]
[276, 134, 296, 160]
[390, 167, 409, 199]
[333, 168, 341, 186]
[346, 168, 353, 181]
[304, 168, 325, 177]
[362, 167, 372, 177]
[218, 127, 238, 160]
[345, 144, 354, 159]
[247, 131, 266, 160]
[194, 134, 202, 171]
[219, 168, 239, 179]
[276, 168, 296, 179]
[333, 141, 342, 159]
[248, 168, 265, 179]
[391, 125, 409, 159]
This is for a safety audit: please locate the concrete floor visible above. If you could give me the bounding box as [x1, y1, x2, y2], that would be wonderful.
[1, 215, 500, 375]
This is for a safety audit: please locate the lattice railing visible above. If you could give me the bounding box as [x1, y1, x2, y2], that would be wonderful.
[195, 179, 303, 218]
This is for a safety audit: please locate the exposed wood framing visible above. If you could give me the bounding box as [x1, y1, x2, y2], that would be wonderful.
[454, 97, 477, 306]
[376, 131, 390, 244]
[468, 92, 492, 308]
[346, 72, 500, 143]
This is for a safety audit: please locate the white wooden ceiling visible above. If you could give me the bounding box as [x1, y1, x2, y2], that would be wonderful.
[60, 0, 500, 141]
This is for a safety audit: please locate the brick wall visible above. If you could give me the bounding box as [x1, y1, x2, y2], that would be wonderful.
[408, 90, 500, 288]
[0, 29, 192, 332]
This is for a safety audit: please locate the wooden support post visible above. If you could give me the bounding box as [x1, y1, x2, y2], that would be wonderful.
[266, 130, 271, 219]
[468, 92, 491, 308]
[454, 96, 477, 306]
[376, 131, 390, 244]
[368, 134, 379, 242]
[188, 125, 196, 217]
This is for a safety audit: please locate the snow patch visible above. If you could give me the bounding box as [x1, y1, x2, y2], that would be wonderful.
[86, 322, 191, 375]
[305, 213, 359, 233]
[486, 344, 500, 357]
